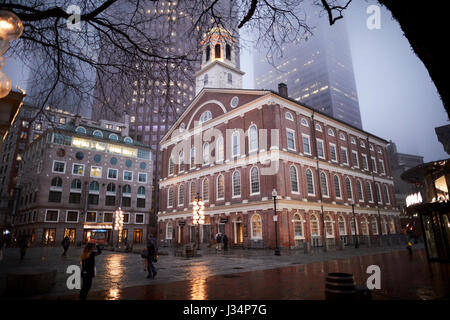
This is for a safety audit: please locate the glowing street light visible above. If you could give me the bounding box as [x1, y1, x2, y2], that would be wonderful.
[192, 193, 205, 250]
[114, 208, 124, 247]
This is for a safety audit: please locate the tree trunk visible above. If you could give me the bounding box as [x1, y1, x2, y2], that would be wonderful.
[378, 0, 449, 119]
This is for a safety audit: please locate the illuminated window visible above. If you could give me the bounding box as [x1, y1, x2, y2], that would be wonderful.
[251, 214, 262, 239]
[72, 164, 84, 176]
[90, 166, 102, 178]
[217, 174, 224, 200]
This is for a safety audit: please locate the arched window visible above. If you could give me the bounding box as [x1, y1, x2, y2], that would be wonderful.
[137, 186, 145, 196]
[204, 74, 208, 85]
[109, 133, 118, 141]
[203, 142, 210, 165]
[250, 167, 260, 194]
[371, 217, 378, 235]
[389, 219, 396, 234]
[227, 73, 232, 84]
[200, 110, 212, 123]
[290, 166, 299, 193]
[226, 43, 231, 60]
[306, 169, 314, 195]
[232, 131, 240, 157]
[205, 45, 210, 61]
[179, 151, 184, 172]
[328, 128, 335, 136]
[310, 214, 319, 236]
[360, 141, 366, 148]
[178, 184, 184, 206]
[202, 178, 209, 201]
[293, 214, 303, 238]
[339, 133, 346, 141]
[334, 175, 341, 198]
[351, 218, 357, 235]
[122, 184, 131, 194]
[251, 214, 262, 238]
[375, 183, 382, 204]
[216, 136, 224, 162]
[76, 126, 86, 134]
[366, 182, 373, 202]
[215, 44, 221, 59]
[190, 182, 196, 203]
[190, 147, 196, 169]
[248, 125, 258, 152]
[169, 156, 174, 175]
[232, 170, 241, 197]
[124, 137, 133, 144]
[107, 183, 116, 193]
[325, 215, 334, 236]
[285, 112, 294, 121]
[361, 217, 369, 235]
[320, 172, 329, 197]
[51, 177, 62, 188]
[168, 187, 174, 207]
[93, 130, 103, 138]
[166, 221, 173, 240]
[315, 124, 322, 132]
[71, 179, 81, 190]
[338, 216, 346, 235]
[356, 180, 364, 201]
[345, 177, 353, 200]
[350, 137, 356, 144]
[89, 181, 99, 192]
[217, 174, 224, 200]
[301, 118, 309, 127]
[384, 185, 391, 204]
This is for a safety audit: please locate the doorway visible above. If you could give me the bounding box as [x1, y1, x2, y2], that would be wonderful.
[234, 219, 244, 244]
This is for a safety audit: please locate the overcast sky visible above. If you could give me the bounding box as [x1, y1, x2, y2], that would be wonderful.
[4, 0, 448, 163]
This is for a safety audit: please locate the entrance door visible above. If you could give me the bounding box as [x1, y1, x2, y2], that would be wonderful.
[177, 226, 183, 244]
[234, 221, 244, 244]
[133, 229, 143, 244]
[203, 225, 211, 243]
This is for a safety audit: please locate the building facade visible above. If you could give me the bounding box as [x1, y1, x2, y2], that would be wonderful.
[12, 118, 153, 246]
[157, 31, 400, 249]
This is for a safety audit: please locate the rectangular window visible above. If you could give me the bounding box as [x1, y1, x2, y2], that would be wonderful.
[122, 197, 131, 207]
[45, 210, 59, 222]
[88, 194, 99, 205]
[52, 161, 65, 173]
[103, 212, 113, 223]
[105, 195, 116, 206]
[86, 211, 97, 222]
[379, 160, 386, 175]
[90, 166, 102, 178]
[316, 139, 324, 158]
[302, 135, 311, 155]
[137, 198, 146, 208]
[66, 211, 79, 223]
[330, 144, 337, 162]
[341, 147, 348, 165]
[286, 129, 296, 151]
[371, 157, 378, 173]
[43, 228, 56, 243]
[72, 164, 84, 176]
[123, 171, 133, 181]
[108, 168, 118, 179]
[69, 193, 81, 204]
[362, 154, 368, 170]
[48, 191, 62, 203]
[135, 214, 144, 224]
[138, 173, 147, 183]
[123, 213, 130, 223]
[352, 151, 359, 168]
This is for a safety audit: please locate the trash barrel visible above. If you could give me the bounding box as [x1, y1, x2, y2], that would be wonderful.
[325, 272, 356, 300]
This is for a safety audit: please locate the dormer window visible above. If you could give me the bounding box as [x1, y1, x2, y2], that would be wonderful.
[215, 44, 221, 59]
[109, 133, 118, 141]
[124, 137, 133, 144]
[226, 44, 231, 60]
[200, 110, 212, 123]
[76, 126, 86, 134]
[93, 130, 103, 138]
[205, 45, 210, 61]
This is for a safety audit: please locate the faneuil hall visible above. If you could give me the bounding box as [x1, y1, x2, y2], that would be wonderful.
[157, 27, 400, 250]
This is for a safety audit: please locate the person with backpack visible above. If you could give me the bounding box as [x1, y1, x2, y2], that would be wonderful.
[215, 232, 223, 251]
[79, 243, 102, 300]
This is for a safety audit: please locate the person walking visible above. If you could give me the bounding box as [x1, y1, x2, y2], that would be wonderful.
[215, 232, 223, 251]
[18, 235, 29, 260]
[222, 233, 228, 251]
[61, 236, 70, 256]
[146, 235, 158, 279]
[79, 243, 102, 300]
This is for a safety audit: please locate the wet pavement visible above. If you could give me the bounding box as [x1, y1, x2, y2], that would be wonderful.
[1, 243, 449, 300]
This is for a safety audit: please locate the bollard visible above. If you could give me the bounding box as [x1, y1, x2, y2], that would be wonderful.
[325, 273, 356, 300]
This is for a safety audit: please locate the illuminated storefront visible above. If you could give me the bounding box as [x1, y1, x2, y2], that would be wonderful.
[402, 159, 450, 262]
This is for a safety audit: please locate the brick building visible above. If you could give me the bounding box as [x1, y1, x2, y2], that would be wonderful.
[157, 29, 400, 249]
[12, 117, 153, 246]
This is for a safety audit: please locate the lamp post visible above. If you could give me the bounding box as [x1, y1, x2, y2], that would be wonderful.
[192, 193, 205, 251]
[272, 188, 280, 256]
[351, 201, 359, 248]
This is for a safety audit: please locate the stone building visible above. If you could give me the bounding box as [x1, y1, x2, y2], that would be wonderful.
[157, 29, 400, 250]
[12, 117, 153, 246]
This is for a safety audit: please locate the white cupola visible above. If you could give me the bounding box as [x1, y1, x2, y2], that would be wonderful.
[195, 26, 245, 95]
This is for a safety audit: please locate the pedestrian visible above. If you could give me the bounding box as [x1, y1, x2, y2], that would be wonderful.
[146, 235, 158, 279]
[215, 232, 222, 251]
[61, 236, 70, 256]
[406, 241, 413, 256]
[222, 233, 228, 251]
[18, 235, 29, 260]
[79, 243, 102, 300]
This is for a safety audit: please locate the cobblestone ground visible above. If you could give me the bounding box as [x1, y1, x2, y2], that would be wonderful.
[0, 242, 438, 300]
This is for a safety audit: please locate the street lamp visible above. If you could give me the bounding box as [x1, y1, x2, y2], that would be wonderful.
[351, 201, 359, 248]
[114, 207, 124, 248]
[272, 188, 280, 256]
[192, 193, 205, 251]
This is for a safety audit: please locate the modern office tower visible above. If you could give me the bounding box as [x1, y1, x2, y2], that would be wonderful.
[91, 1, 239, 222]
[253, 10, 363, 130]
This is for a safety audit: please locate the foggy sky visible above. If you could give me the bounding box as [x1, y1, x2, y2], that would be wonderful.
[4, 0, 448, 163]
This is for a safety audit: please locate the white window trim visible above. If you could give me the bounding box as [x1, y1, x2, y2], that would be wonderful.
[341, 147, 349, 165]
[316, 139, 325, 159]
[45, 209, 59, 223]
[352, 150, 359, 168]
[90, 166, 102, 178]
[52, 160, 66, 174]
[249, 167, 261, 196]
[65, 210, 79, 223]
[123, 170, 133, 182]
[166, 222, 173, 240]
[384, 185, 391, 205]
[338, 216, 347, 236]
[325, 216, 335, 238]
[135, 213, 145, 224]
[302, 134, 311, 155]
[137, 186, 146, 198]
[250, 214, 263, 239]
[286, 128, 296, 151]
[216, 136, 225, 162]
[232, 171, 241, 198]
[301, 118, 309, 127]
[178, 185, 185, 207]
[292, 216, 305, 239]
[290, 165, 300, 194]
[310, 215, 321, 236]
[85, 211, 97, 223]
[350, 137, 356, 145]
[285, 112, 294, 121]
[169, 156, 174, 176]
[328, 128, 335, 137]
[315, 124, 322, 132]
[379, 159, 386, 175]
[339, 133, 346, 141]
[248, 125, 258, 153]
[306, 169, 315, 196]
[345, 177, 353, 201]
[167, 188, 174, 208]
[179, 152, 185, 173]
[202, 179, 209, 202]
[103, 212, 114, 224]
[216, 175, 225, 201]
[366, 183, 374, 203]
[232, 132, 240, 158]
[362, 154, 369, 170]
[107, 168, 118, 180]
[329, 143, 337, 162]
[371, 218, 379, 235]
[371, 156, 378, 173]
[320, 172, 329, 198]
[138, 172, 147, 184]
[334, 175, 342, 200]
[72, 163, 85, 176]
[375, 183, 383, 205]
[356, 180, 364, 202]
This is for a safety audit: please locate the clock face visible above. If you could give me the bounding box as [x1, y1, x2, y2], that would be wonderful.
[230, 96, 239, 108]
